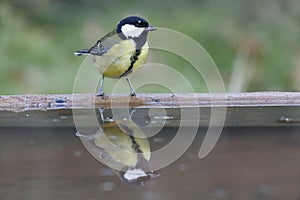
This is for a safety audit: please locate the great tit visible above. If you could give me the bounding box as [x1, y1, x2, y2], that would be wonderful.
[76, 109, 159, 186]
[74, 16, 156, 96]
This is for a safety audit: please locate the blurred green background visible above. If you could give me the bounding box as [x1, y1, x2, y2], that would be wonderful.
[1, 0, 300, 94]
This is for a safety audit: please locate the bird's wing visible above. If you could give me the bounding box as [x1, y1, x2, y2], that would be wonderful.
[88, 29, 122, 56]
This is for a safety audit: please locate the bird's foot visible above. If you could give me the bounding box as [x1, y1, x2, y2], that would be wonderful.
[96, 92, 105, 97]
[130, 91, 136, 97]
[96, 90, 105, 97]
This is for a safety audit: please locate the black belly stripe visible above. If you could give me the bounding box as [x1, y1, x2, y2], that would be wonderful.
[129, 135, 143, 154]
[119, 124, 143, 153]
[119, 48, 141, 78]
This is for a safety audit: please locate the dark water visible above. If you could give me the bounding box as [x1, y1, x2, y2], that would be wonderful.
[1, 126, 300, 200]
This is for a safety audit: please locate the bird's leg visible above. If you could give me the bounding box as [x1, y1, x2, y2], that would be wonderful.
[126, 78, 136, 96]
[129, 107, 136, 118]
[98, 108, 107, 123]
[96, 76, 105, 96]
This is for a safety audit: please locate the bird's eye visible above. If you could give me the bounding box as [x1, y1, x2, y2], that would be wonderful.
[135, 20, 148, 27]
[135, 21, 142, 27]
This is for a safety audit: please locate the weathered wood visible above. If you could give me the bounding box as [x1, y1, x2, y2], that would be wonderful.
[1, 92, 300, 127]
[1, 92, 300, 112]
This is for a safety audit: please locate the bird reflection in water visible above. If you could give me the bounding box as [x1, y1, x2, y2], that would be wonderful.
[76, 109, 159, 186]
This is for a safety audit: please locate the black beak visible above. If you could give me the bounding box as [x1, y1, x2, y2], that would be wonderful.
[148, 171, 160, 178]
[145, 26, 157, 31]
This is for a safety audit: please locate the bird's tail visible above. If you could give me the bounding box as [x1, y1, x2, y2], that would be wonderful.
[74, 49, 90, 56]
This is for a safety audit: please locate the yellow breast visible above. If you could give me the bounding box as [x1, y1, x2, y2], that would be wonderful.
[94, 120, 151, 168]
[92, 40, 149, 78]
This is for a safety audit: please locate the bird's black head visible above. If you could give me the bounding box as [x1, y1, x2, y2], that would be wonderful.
[118, 16, 149, 29]
[117, 16, 156, 40]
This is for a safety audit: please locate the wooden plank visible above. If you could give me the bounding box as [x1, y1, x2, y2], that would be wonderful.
[1, 92, 300, 112]
[1, 92, 300, 127]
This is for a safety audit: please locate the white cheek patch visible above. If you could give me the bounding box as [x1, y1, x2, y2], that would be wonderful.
[123, 168, 147, 181]
[121, 24, 144, 38]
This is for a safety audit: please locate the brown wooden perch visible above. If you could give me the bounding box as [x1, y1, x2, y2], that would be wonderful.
[1, 92, 300, 112]
[1, 92, 300, 127]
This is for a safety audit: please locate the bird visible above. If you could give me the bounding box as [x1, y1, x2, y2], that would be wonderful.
[76, 109, 159, 186]
[74, 16, 156, 96]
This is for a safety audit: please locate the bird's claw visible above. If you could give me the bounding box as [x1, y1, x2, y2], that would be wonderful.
[130, 91, 136, 97]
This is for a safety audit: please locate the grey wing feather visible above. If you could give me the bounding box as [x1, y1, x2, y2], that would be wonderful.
[74, 29, 121, 56]
[88, 40, 108, 55]
[88, 29, 121, 56]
